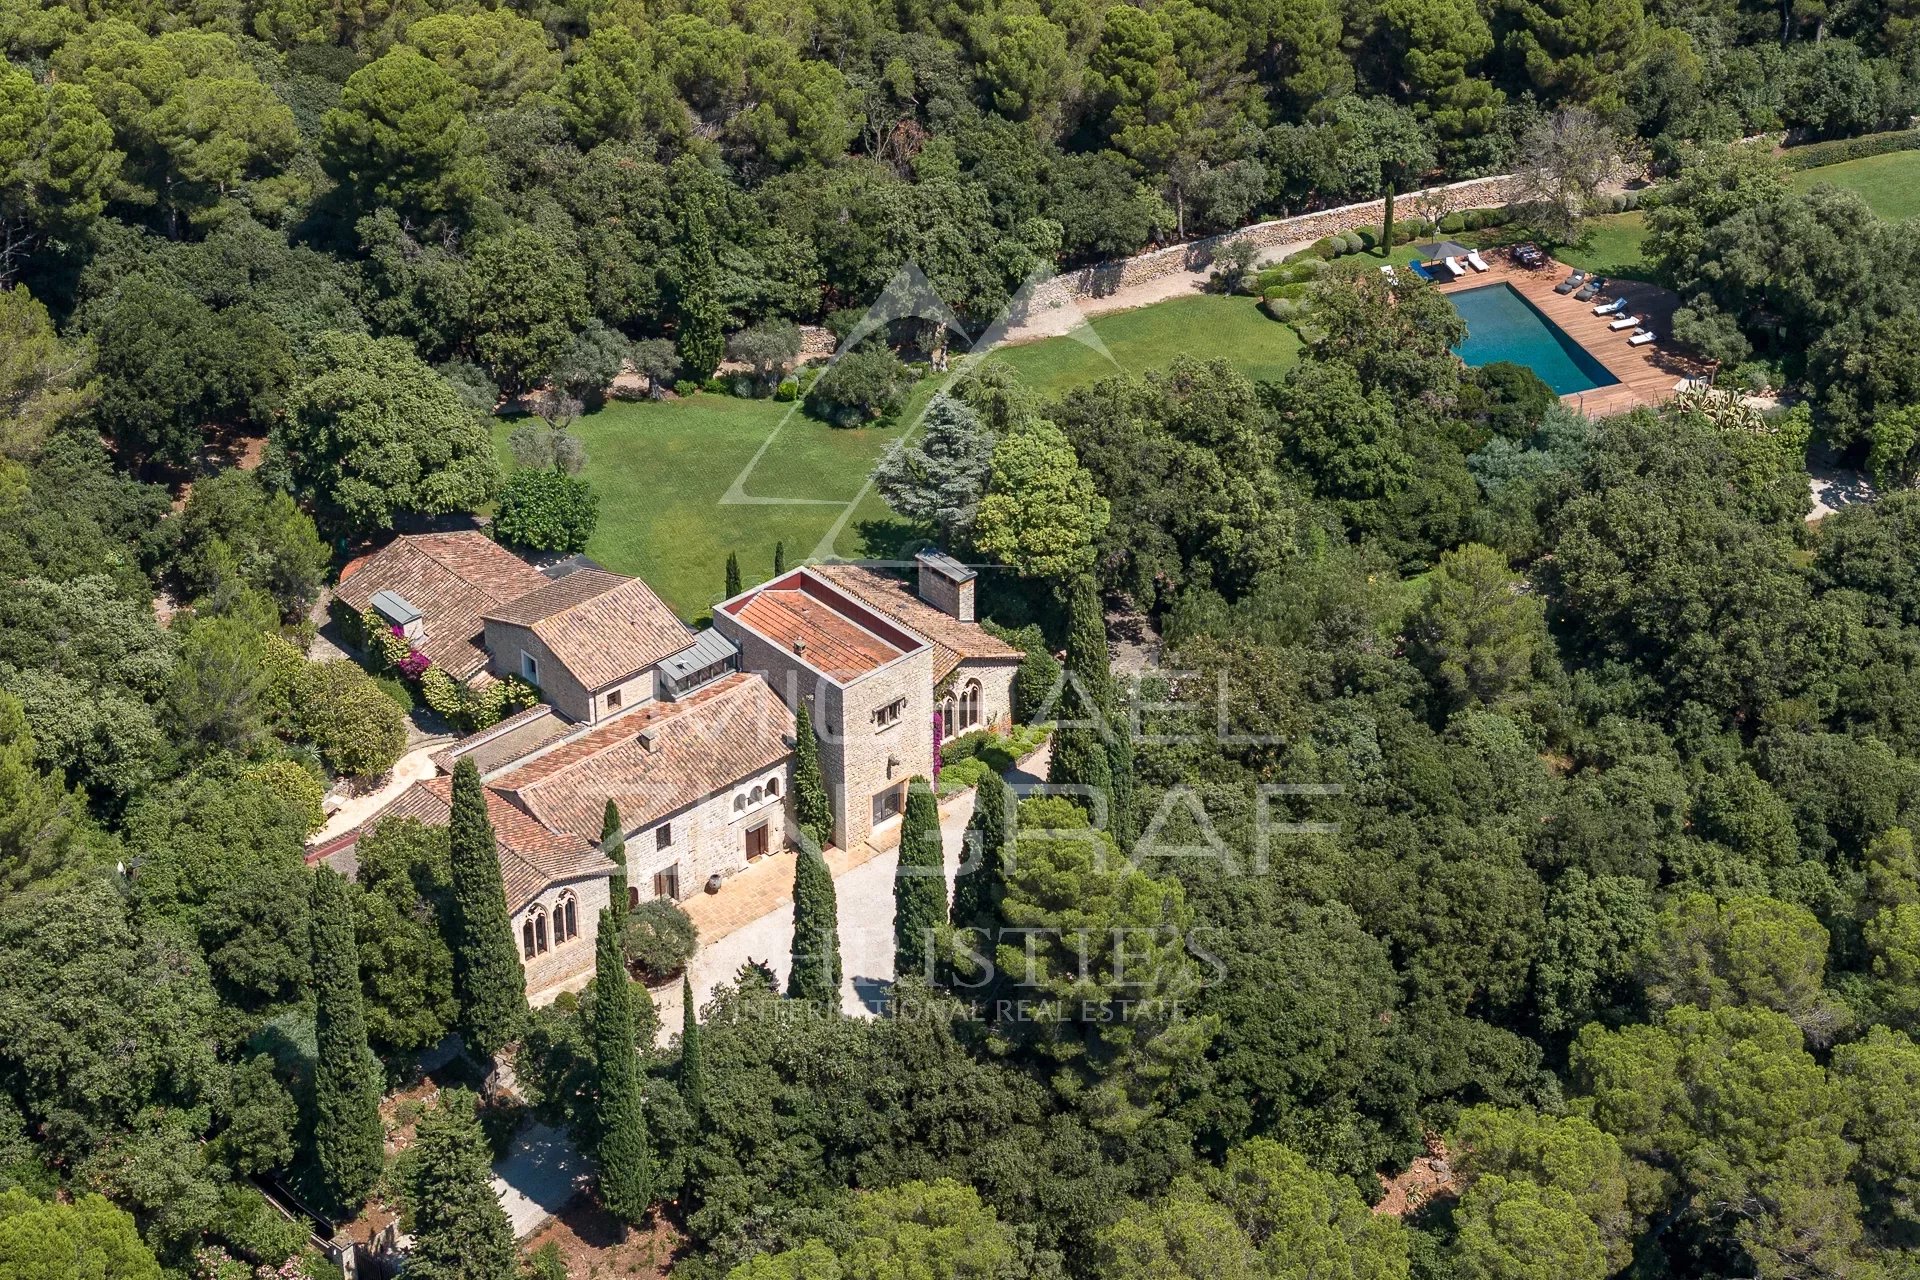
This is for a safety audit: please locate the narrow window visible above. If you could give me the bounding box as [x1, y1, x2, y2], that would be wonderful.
[520, 651, 539, 683]
[523, 920, 536, 959]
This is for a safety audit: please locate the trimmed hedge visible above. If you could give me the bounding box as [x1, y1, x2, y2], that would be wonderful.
[1782, 129, 1920, 171]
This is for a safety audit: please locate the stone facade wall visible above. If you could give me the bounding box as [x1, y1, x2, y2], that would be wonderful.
[1048, 172, 1525, 302]
[624, 763, 794, 901]
[484, 620, 594, 723]
[942, 660, 1017, 741]
[516, 872, 611, 1002]
[838, 655, 936, 849]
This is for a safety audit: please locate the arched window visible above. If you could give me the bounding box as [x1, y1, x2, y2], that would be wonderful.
[940, 694, 956, 740]
[750, 785, 764, 804]
[557, 891, 578, 942]
[961, 680, 983, 731]
[523, 919, 537, 959]
[628, 885, 641, 910]
[767, 776, 780, 797]
[734, 794, 746, 812]
[533, 906, 549, 955]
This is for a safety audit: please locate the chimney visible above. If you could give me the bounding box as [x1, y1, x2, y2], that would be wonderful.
[793, 638, 808, 656]
[637, 728, 659, 752]
[914, 550, 975, 622]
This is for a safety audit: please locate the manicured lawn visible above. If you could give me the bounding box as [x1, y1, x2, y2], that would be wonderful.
[1791, 149, 1920, 221]
[494, 393, 921, 621]
[983, 294, 1303, 397]
[1554, 212, 1652, 281]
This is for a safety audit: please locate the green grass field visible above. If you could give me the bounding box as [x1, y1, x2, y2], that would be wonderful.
[981, 293, 1303, 397]
[495, 393, 920, 621]
[1554, 211, 1652, 281]
[1791, 149, 1920, 221]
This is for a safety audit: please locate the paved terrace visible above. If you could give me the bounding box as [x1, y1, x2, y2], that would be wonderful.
[1430, 251, 1711, 418]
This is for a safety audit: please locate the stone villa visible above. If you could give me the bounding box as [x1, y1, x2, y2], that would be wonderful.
[322, 537, 1021, 1000]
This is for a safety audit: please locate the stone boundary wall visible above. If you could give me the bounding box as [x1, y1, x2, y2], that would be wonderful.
[1053, 172, 1525, 301]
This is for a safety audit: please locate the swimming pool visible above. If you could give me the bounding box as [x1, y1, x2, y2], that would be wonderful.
[1446, 283, 1619, 396]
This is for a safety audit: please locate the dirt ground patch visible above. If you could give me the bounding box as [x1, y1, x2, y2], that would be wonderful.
[523, 1198, 684, 1279]
[1375, 1135, 1458, 1218]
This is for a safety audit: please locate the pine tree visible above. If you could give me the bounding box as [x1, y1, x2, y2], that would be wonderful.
[310, 867, 384, 1212]
[448, 759, 526, 1059]
[724, 551, 741, 599]
[892, 777, 946, 985]
[773, 540, 786, 575]
[402, 1088, 517, 1280]
[680, 975, 705, 1125]
[786, 845, 842, 1011]
[591, 909, 654, 1227]
[949, 770, 1013, 989]
[602, 799, 627, 917]
[793, 702, 834, 848]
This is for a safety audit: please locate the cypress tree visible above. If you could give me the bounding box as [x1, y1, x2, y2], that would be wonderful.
[448, 759, 526, 1059]
[1106, 711, 1137, 854]
[680, 975, 705, 1125]
[673, 203, 725, 383]
[310, 867, 384, 1212]
[402, 1088, 517, 1280]
[724, 551, 741, 598]
[793, 702, 834, 849]
[786, 845, 842, 1011]
[1062, 574, 1115, 719]
[591, 909, 654, 1227]
[602, 799, 627, 917]
[1381, 182, 1396, 254]
[773, 540, 786, 575]
[1048, 722, 1113, 814]
[949, 770, 1013, 988]
[892, 777, 946, 985]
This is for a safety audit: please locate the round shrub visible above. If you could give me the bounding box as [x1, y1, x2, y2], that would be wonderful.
[1439, 212, 1466, 233]
[1356, 228, 1378, 250]
[702, 376, 729, 395]
[1294, 256, 1330, 278]
[1310, 236, 1339, 258]
[774, 376, 800, 401]
[1263, 297, 1301, 320]
[374, 674, 415, 712]
[294, 659, 407, 780]
[804, 345, 916, 427]
[493, 469, 599, 553]
[623, 898, 699, 982]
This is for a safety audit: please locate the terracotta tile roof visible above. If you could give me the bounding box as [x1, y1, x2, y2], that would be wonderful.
[490, 673, 793, 836]
[483, 570, 694, 690]
[811, 563, 1022, 681]
[336, 533, 548, 681]
[730, 587, 906, 681]
[366, 777, 614, 914]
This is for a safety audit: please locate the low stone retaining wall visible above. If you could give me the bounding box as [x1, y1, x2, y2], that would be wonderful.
[1054, 172, 1525, 301]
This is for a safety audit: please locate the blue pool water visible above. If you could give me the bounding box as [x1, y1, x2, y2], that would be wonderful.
[1446, 283, 1619, 396]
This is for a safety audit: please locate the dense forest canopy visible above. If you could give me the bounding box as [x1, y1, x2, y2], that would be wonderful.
[12, 0, 1920, 1276]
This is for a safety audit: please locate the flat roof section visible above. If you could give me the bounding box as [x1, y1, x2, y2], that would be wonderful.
[731, 588, 907, 681]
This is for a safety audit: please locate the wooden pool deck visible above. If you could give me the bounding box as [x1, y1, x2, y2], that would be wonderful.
[1430, 254, 1710, 417]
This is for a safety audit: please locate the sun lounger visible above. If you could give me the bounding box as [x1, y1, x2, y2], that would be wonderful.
[1444, 256, 1466, 278]
[1608, 314, 1641, 331]
[1629, 330, 1656, 346]
[1594, 297, 1627, 315]
[1554, 271, 1587, 294]
[1467, 250, 1490, 272]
